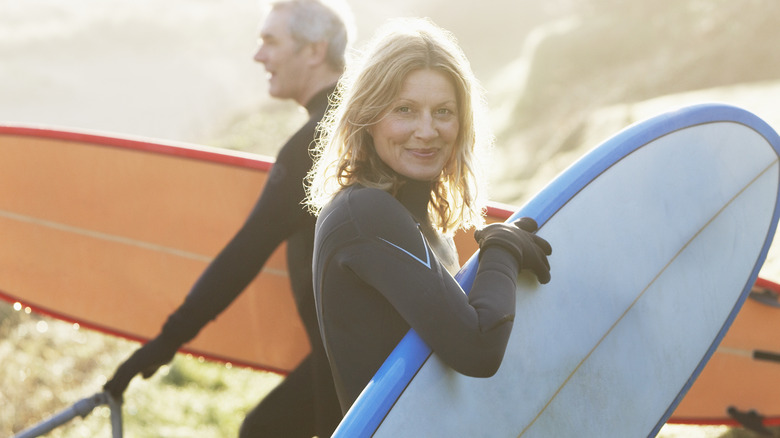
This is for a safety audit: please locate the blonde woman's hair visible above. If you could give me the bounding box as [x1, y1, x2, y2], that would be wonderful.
[306, 17, 492, 234]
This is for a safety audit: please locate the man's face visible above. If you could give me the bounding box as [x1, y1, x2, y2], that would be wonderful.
[253, 8, 312, 103]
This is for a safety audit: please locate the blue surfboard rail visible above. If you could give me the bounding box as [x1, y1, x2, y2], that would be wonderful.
[332, 103, 780, 437]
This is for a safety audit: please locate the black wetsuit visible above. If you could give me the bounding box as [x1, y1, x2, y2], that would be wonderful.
[312, 180, 520, 413]
[160, 86, 342, 437]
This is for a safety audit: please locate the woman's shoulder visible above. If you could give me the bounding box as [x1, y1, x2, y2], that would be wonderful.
[349, 185, 409, 219]
[330, 185, 419, 237]
[343, 184, 392, 205]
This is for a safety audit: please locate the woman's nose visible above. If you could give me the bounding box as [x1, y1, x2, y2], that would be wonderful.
[415, 113, 438, 140]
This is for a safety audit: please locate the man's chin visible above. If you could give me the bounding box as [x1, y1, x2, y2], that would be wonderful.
[266, 82, 289, 99]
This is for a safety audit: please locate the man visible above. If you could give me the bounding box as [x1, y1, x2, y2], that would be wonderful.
[104, 1, 353, 436]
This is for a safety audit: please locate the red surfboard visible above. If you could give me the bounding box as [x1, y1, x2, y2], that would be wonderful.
[0, 124, 506, 374]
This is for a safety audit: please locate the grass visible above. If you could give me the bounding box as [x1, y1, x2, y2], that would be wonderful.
[0, 300, 282, 437]
[2, 299, 778, 437]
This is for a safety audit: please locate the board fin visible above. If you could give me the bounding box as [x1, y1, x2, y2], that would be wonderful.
[727, 407, 775, 436]
[749, 286, 780, 308]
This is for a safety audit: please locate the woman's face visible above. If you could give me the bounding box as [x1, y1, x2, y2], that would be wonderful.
[369, 69, 459, 181]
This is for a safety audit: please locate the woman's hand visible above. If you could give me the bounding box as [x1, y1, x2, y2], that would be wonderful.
[474, 217, 552, 284]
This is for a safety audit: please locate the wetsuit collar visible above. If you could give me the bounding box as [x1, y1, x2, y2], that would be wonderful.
[305, 83, 337, 117]
[396, 179, 433, 225]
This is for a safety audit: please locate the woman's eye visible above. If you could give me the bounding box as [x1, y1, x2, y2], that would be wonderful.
[397, 106, 411, 113]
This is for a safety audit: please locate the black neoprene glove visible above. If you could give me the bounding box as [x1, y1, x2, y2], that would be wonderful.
[474, 217, 552, 284]
[104, 335, 179, 400]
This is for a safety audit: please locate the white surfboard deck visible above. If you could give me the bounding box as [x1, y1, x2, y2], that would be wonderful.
[333, 103, 780, 437]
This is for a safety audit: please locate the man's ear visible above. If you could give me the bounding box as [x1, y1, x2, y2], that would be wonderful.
[307, 40, 329, 66]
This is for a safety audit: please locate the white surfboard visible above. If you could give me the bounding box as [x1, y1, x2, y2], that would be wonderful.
[332, 103, 780, 437]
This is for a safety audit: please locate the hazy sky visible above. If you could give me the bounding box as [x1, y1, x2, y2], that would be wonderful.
[2, 0, 289, 142]
[0, 0, 559, 143]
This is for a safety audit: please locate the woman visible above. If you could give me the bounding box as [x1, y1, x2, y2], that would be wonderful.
[306, 18, 552, 413]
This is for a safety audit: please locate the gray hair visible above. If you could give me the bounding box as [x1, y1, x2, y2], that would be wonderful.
[271, 0, 355, 71]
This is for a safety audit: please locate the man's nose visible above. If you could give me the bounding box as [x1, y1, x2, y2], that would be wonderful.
[253, 45, 267, 64]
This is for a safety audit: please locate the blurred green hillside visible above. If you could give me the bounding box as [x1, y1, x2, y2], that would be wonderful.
[486, 0, 780, 203]
[213, 0, 780, 208]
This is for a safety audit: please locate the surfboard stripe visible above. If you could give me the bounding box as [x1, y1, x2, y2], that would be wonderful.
[0, 208, 288, 277]
[0, 207, 213, 263]
[718, 346, 780, 363]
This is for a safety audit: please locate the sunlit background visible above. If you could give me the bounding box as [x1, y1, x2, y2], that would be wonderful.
[3, 0, 780, 436]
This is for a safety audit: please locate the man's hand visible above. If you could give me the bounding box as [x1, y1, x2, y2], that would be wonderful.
[104, 336, 179, 399]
